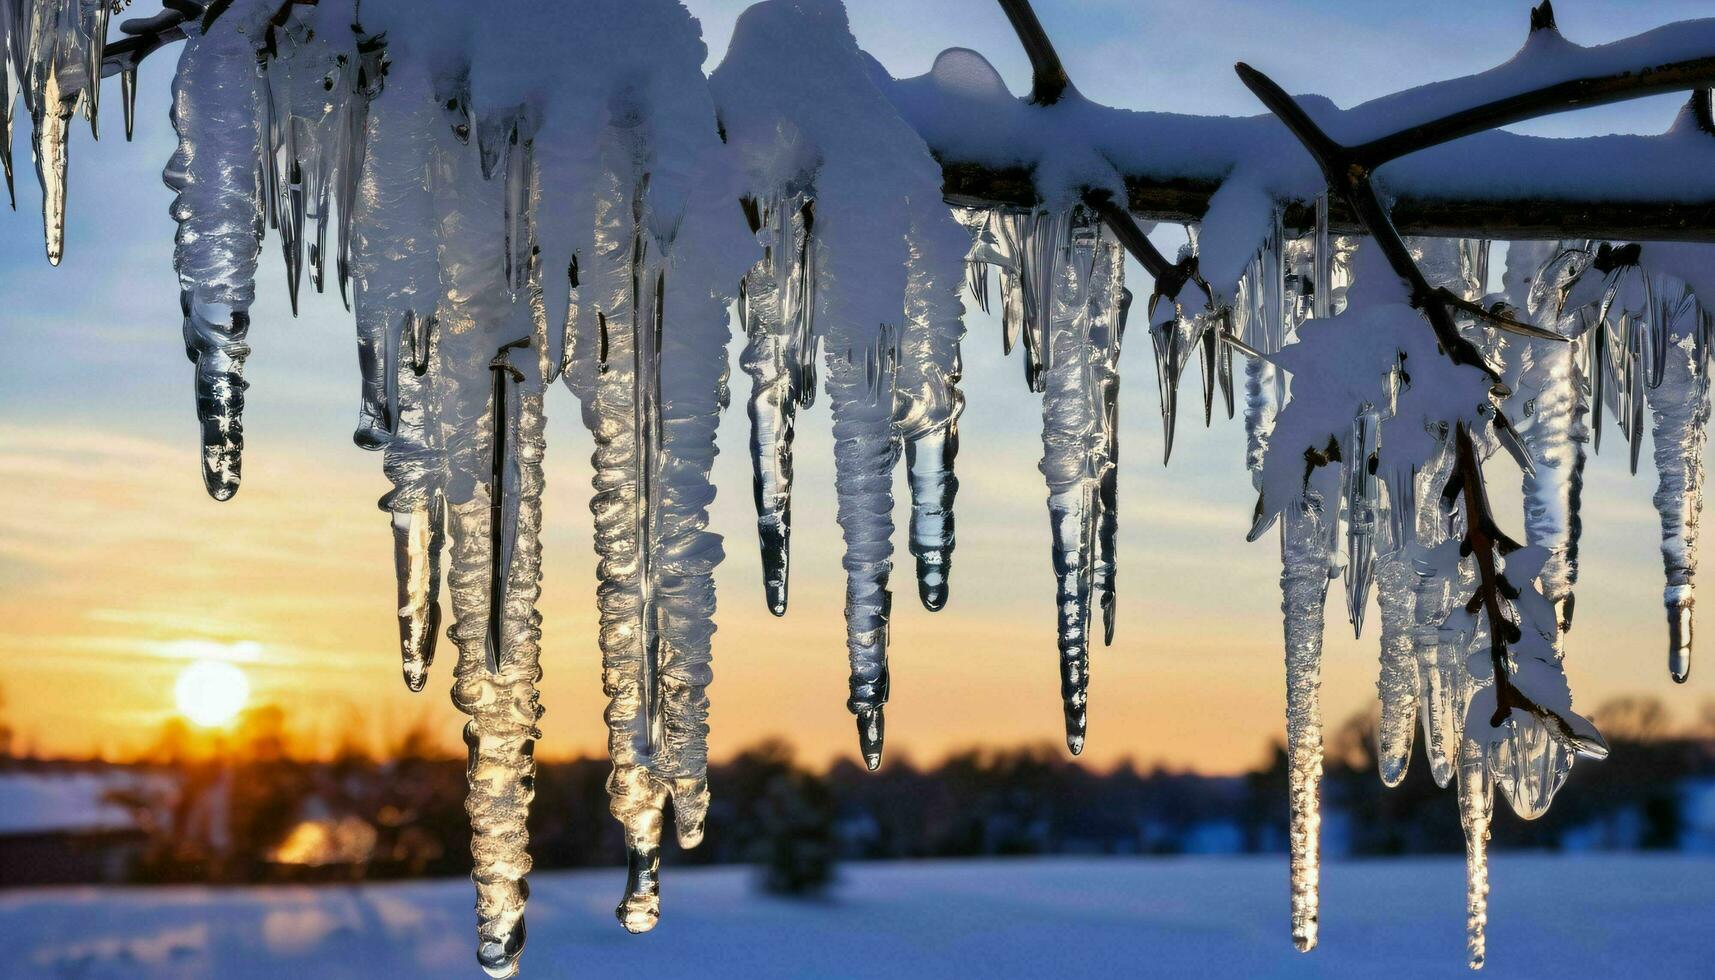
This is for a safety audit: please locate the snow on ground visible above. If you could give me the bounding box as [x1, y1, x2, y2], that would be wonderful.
[1, 856, 1711, 978]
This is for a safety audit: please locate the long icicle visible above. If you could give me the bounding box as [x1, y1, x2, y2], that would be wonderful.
[829, 316, 900, 771]
[1039, 206, 1125, 752]
[571, 154, 728, 932]
[1649, 322, 1710, 684]
[898, 216, 968, 612]
[353, 57, 448, 692]
[1457, 720, 1494, 970]
[448, 358, 546, 980]
[739, 192, 815, 616]
[1282, 481, 1335, 953]
[163, 3, 268, 501]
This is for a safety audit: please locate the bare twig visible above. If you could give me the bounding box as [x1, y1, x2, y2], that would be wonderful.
[995, 0, 1071, 106]
[1448, 423, 1601, 752]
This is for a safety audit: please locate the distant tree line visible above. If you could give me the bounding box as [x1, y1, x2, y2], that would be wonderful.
[4, 696, 1713, 894]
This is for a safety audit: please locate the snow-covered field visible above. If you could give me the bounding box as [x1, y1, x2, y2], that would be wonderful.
[2, 856, 1710, 979]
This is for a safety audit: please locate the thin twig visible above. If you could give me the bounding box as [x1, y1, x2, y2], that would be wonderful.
[995, 0, 1071, 106]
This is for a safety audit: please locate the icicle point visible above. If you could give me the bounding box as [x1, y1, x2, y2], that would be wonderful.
[1668, 596, 1693, 683]
[476, 918, 525, 979]
[856, 707, 885, 771]
[618, 845, 662, 934]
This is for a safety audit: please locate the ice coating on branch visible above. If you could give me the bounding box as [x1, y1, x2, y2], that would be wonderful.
[1036, 207, 1126, 752]
[738, 192, 816, 615]
[164, 2, 271, 501]
[713, 0, 968, 767]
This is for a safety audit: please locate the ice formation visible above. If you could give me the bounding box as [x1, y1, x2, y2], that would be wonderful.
[712, 0, 969, 769]
[8, 0, 1715, 973]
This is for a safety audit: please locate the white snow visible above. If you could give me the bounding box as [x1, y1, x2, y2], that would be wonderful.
[3, 857, 1712, 978]
[0, 773, 140, 836]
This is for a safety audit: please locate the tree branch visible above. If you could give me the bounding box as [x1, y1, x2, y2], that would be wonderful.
[995, 0, 1071, 106]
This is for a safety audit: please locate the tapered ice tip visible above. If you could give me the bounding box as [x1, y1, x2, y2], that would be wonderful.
[354, 426, 390, 451]
[761, 534, 790, 616]
[917, 571, 948, 612]
[402, 660, 429, 693]
[202, 458, 240, 501]
[857, 709, 885, 771]
[1062, 698, 1088, 755]
[1668, 597, 1694, 683]
[1669, 597, 1693, 683]
[476, 919, 524, 979]
[618, 846, 661, 933]
[1292, 924, 1317, 952]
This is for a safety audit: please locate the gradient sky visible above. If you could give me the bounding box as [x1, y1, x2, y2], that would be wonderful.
[1, 0, 1711, 772]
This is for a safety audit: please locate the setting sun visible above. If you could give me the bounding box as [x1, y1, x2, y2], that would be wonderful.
[173, 659, 251, 729]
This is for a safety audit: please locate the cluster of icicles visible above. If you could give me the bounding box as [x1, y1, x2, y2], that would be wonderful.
[5, 1, 1715, 976]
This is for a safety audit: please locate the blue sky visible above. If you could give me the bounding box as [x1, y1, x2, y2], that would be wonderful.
[0, 1, 1710, 769]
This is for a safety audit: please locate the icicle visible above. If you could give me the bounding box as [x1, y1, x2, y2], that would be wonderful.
[1344, 407, 1381, 636]
[1281, 484, 1335, 953]
[119, 63, 134, 141]
[1488, 715, 1575, 820]
[1, 6, 15, 208]
[1520, 347, 1585, 627]
[1648, 327, 1709, 684]
[381, 305, 447, 694]
[1312, 193, 1332, 320]
[1411, 439, 1463, 789]
[1238, 208, 1286, 533]
[897, 216, 968, 613]
[565, 151, 728, 932]
[335, 33, 387, 309]
[828, 319, 900, 770]
[420, 60, 546, 974]
[163, 5, 268, 500]
[80, 0, 106, 140]
[447, 373, 547, 980]
[1509, 242, 1592, 632]
[1373, 545, 1418, 786]
[995, 208, 1066, 393]
[904, 426, 958, 610]
[1039, 208, 1126, 753]
[739, 193, 815, 616]
[260, 10, 355, 312]
[348, 58, 448, 693]
[1149, 312, 1207, 464]
[28, 1, 74, 267]
[1456, 726, 1494, 970]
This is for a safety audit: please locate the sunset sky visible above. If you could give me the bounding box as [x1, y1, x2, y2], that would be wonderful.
[1, 0, 1711, 773]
